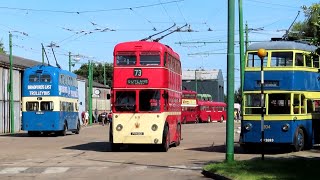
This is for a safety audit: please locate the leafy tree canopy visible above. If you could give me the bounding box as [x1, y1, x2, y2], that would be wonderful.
[73, 62, 113, 87]
[290, 3, 320, 44]
[0, 39, 6, 54]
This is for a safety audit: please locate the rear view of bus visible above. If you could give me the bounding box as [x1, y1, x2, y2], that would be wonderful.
[111, 41, 182, 151]
[181, 90, 198, 123]
[22, 65, 80, 136]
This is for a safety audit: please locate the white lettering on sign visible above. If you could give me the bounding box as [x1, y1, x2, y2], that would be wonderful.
[27, 85, 52, 90]
[29, 91, 50, 95]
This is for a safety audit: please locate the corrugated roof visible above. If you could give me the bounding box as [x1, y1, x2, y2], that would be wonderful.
[248, 41, 317, 51]
[182, 69, 221, 80]
[0, 54, 43, 70]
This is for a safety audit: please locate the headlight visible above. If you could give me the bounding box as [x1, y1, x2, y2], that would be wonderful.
[151, 124, 158, 131]
[244, 123, 252, 131]
[116, 124, 123, 131]
[282, 123, 290, 132]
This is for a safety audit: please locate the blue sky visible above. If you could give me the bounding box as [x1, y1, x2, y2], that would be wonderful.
[0, 0, 316, 91]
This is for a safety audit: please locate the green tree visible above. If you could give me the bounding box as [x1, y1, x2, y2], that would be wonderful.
[73, 62, 113, 87]
[290, 3, 320, 42]
[0, 39, 6, 54]
[234, 87, 242, 104]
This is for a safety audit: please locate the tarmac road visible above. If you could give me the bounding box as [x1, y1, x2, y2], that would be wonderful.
[0, 122, 318, 180]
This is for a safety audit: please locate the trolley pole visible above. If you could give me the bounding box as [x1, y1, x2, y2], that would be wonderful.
[258, 49, 267, 160]
[42, 46, 45, 64]
[104, 63, 106, 86]
[226, 0, 235, 162]
[69, 52, 72, 71]
[195, 70, 198, 93]
[88, 60, 93, 125]
[9, 32, 14, 134]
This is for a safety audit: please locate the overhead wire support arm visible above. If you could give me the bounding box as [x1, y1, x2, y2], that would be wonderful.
[154, 23, 188, 42]
[140, 23, 176, 41]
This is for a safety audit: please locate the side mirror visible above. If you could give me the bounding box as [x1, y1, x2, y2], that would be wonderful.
[162, 93, 168, 99]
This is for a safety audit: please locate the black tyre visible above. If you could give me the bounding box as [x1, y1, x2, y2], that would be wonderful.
[174, 124, 181, 147]
[293, 128, 305, 152]
[220, 116, 224, 123]
[75, 121, 80, 134]
[161, 126, 170, 152]
[61, 124, 67, 136]
[28, 131, 39, 137]
[195, 117, 199, 124]
[109, 125, 121, 151]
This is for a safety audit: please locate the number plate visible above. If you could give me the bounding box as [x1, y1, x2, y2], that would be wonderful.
[131, 132, 144, 135]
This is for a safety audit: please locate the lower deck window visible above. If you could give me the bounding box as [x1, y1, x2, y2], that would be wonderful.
[40, 101, 54, 111]
[26, 102, 39, 111]
[139, 90, 160, 112]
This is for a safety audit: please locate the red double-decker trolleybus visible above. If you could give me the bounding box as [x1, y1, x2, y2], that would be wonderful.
[110, 41, 182, 152]
[181, 90, 199, 123]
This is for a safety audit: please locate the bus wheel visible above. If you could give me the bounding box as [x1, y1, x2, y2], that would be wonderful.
[61, 124, 67, 136]
[293, 128, 305, 152]
[174, 124, 181, 147]
[28, 131, 38, 137]
[109, 126, 120, 151]
[110, 135, 121, 152]
[207, 116, 211, 123]
[75, 121, 80, 134]
[183, 117, 186, 124]
[195, 117, 199, 124]
[161, 126, 170, 152]
[219, 116, 224, 123]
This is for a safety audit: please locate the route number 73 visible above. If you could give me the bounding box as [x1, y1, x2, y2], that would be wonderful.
[134, 68, 142, 77]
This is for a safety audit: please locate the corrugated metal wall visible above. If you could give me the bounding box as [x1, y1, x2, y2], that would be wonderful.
[0, 67, 21, 133]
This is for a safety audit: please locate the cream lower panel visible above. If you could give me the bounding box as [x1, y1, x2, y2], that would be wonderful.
[112, 112, 180, 144]
[22, 96, 78, 112]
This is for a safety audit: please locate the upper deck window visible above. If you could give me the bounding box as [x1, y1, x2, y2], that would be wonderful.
[116, 52, 136, 65]
[140, 52, 160, 66]
[182, 93, 196, 99]
[115, 91, 136, 111]
[247, 52, 267, 67]
[40, 74, 51, 82]
[295, 53, 304, 67]
[270, 52, 293, 67]
[29, 75, 39, 82]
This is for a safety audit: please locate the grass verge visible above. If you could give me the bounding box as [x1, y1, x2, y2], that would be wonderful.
[203, 158, 319, 180]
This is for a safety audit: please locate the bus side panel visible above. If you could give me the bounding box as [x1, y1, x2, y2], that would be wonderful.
[22, 112, 61, 131]
[63, 111, 78, 130]
[241, 120, 312, 144]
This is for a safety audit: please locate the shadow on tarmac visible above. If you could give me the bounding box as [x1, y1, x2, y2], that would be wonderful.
[185, 144, 297, 155]
[63, 142, 175, 153]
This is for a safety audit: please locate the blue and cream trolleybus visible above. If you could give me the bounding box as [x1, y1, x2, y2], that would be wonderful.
[240, 40, 320, 151]
[22, 65, 80, 136]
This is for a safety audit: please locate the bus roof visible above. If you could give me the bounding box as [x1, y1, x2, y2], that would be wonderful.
[114, 41, 180, 60]
[198, 101, 226, 106]
[247, 41, 317, 52]
[24, 65, 76, 77]
[182, 90, 197, 94]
